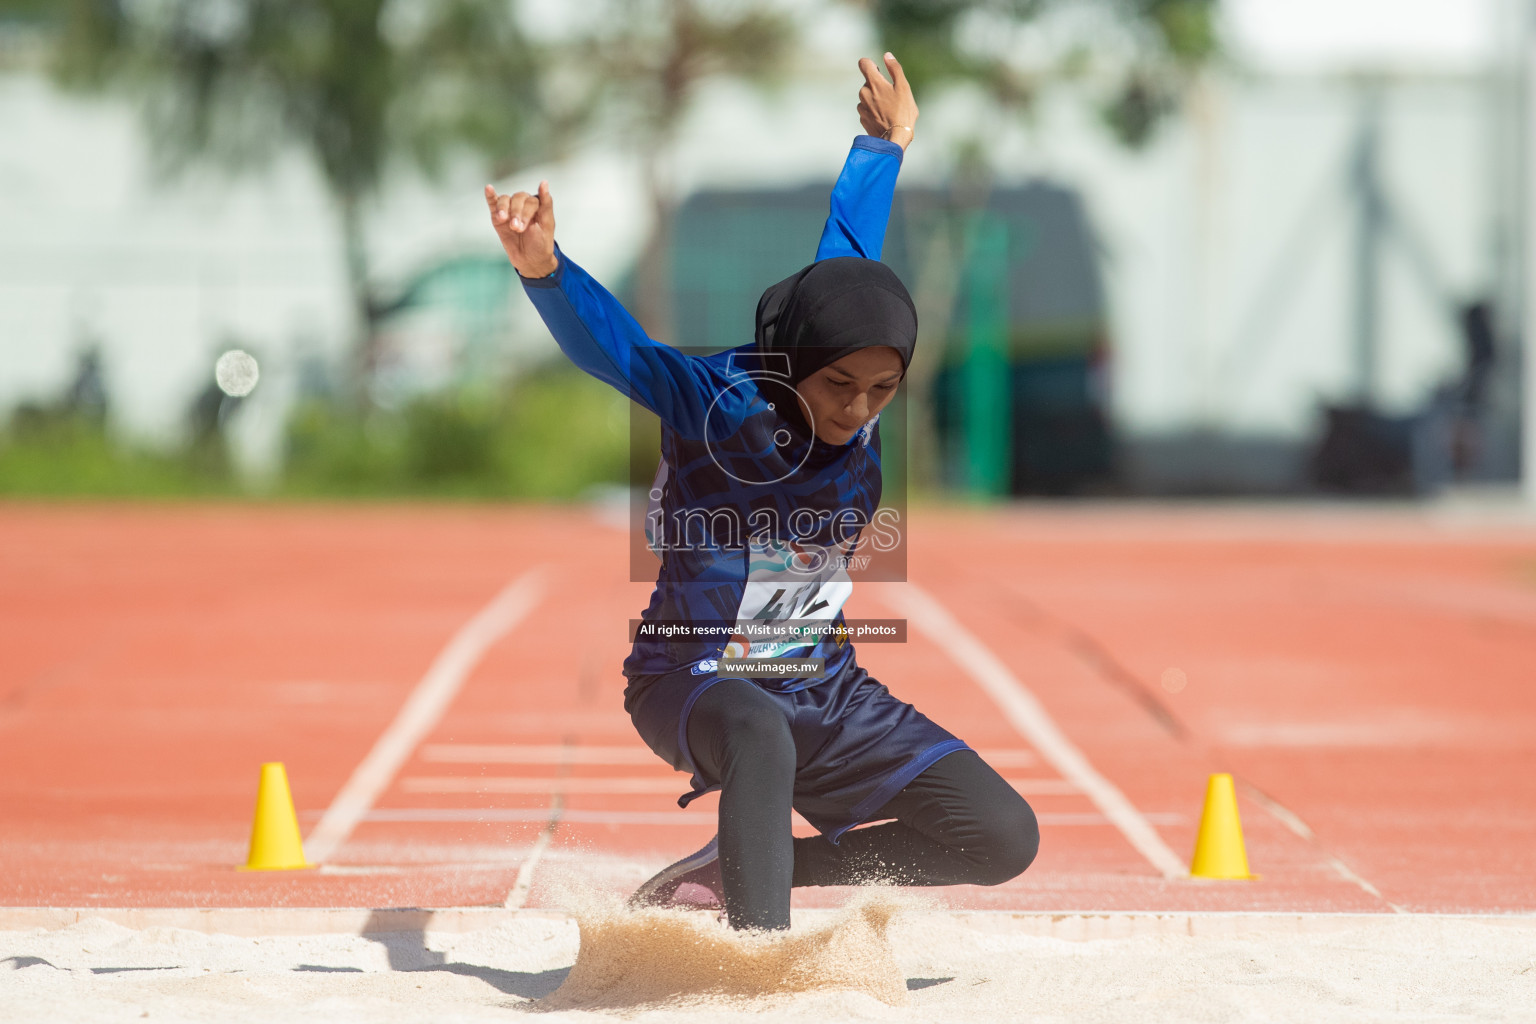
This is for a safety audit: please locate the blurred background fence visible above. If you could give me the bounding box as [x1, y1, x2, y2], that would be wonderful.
[0, 0, 1529, 501]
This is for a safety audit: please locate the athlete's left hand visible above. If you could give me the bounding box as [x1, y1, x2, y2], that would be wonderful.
[857, 52, 918, 150]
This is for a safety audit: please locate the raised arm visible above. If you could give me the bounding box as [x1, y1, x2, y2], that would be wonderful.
[485, 181, 731, 437]
[815, 52, 919, 262]
[486, 54, 918, 439]
[525, 249, 732, 438]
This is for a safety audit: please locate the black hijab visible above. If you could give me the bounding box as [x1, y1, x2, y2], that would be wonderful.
[753, 257, 918, 387]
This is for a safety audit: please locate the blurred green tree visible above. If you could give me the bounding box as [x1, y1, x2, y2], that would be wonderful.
[3, 0, 576, 393]
[859, 0, 1221, 490]
[868, 0, 1219, 148]
[569, 0, 794, 340]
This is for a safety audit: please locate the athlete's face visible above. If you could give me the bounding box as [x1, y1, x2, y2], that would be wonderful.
[794, 346, 905, 446]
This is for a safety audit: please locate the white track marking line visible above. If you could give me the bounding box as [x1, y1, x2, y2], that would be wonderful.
[420, 744, 659, 764]
[505, 795, 563, 909]
[359, 808, 1184, 826]
[1243, 785, 1405, 912]
[882, 582, 1189, 879]
[402, 774, 1079, 795]
[402, 776, 687, 794]
[1005, 779, 1082, 795]
[504, 737, 577, 910]
[367, 807, 718, 825]
[305, 567, 547, 864]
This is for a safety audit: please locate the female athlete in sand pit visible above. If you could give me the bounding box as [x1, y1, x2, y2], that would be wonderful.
[486, 52, 1038, 931]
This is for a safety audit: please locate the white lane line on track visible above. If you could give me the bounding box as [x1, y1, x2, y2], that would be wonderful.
[882, 582, 1190, 879]
[361, 808, 1184, 826]
[421, 743, 1039, 768]
[401, 775, 1077, 795]
[505, 795, 563, 909]
[421, 744, 659, 764]
[402, 776, 686, 794]
[304, 567, 547, 864]
[1242, 784, 1405, 912]
[368, 808, 712, 824]
[1007, 779, 1081, 795]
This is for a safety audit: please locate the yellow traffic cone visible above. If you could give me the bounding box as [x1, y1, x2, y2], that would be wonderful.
[1189, 773, 1252, 879]
[241, 762, 314, 870]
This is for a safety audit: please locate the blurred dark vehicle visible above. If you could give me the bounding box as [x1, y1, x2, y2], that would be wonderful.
[1310, 299, 1503, 496]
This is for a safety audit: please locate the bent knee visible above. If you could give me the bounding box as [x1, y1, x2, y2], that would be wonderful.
[689, 689, 794, 770]
[711, 702, 792, 755]
[972, 800, 1040, 886]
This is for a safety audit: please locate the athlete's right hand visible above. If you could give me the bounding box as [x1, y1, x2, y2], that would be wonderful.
[486, 180, 559, 279]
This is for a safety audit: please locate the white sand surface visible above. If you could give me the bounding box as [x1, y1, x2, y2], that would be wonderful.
[2, 899, 1534, 1023]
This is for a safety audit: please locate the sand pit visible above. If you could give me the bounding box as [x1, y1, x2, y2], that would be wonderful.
[2, 904, 1534, 1022]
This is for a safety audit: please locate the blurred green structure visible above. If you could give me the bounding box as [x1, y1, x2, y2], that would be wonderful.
[961, 216, 1012, 497]
[670, 181, 1114, 496]
[371, 255, 521, 404]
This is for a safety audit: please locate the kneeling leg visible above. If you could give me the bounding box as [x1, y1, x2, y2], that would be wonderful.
[793, 749, 1039, 888]
[687, 679, 796, 929]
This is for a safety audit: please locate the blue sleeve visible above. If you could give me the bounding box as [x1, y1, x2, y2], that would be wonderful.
[520, 245, 739, 440]
[814, 136, 904, 261]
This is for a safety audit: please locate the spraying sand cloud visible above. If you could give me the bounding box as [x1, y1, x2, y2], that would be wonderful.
[541, 889, 916, 1011]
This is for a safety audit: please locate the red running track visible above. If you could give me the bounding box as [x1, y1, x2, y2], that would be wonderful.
[2, 502, 1534, 913]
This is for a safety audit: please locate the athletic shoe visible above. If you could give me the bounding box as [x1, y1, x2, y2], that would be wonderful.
[628, 835, 723, 910]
